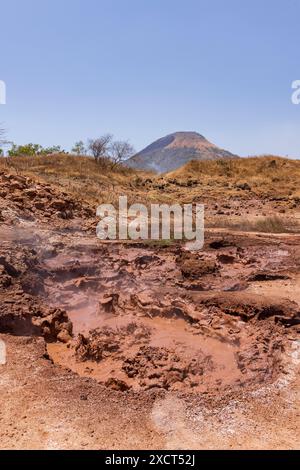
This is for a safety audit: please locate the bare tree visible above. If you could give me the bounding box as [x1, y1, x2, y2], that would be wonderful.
[109, 140, 135, 168]
[88, 134, 113, 162]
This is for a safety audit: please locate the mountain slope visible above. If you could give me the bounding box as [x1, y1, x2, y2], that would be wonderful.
[127, 131, 239, 173]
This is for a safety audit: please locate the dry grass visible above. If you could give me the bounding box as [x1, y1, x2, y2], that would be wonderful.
[1, 155, 300, 230]
[166, 155, 300, 200]
[1, 153, 134, 179]
[207, 215, 300, 233]
[168, 155, 300, 179]
[0, 154, 153, 207]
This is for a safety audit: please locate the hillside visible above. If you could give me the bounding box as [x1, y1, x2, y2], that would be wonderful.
[0, 154, 151, 208]
[1, 153, 300, 232]
[166, 155, 300, 198]
[127, 131, 239, 172]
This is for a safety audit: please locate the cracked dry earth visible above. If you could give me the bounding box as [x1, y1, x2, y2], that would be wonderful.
[0, 171, 300, 449]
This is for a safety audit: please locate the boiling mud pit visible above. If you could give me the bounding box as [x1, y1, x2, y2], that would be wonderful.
[43, 232, 300, 395]
[1, 170, 299, 449]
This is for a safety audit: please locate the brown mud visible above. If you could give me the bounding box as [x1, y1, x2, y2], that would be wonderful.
[0, 169, 299, 449]
[43, 235, 300, 395]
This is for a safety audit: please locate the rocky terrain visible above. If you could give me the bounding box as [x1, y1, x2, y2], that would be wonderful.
[127, 132, 238, 172]
[0, 159, 300, 449]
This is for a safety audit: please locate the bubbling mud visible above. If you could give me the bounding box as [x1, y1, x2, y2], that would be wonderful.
[0, 222, 298, 394]
[43, 235, 299, 394]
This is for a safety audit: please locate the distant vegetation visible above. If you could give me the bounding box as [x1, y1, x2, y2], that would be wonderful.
[71, 140, 86, 155]
[3, 133, 135, 170]
[87, 134, 135, 167]
[8, 143, 64, 157]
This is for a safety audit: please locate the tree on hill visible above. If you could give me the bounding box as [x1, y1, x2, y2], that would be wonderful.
[40, 145, 63, 155]
[8, 143, 64, 157]
[109, 140, 135, 168]
[88, 134, 112, 162]
[87, 134, 135, 168]
[8, 143, 42, 156]
[71, 141, 86, 155]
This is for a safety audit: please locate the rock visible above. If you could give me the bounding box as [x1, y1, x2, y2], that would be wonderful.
[34, 201, 45, 210]
[136, 292, 153, 306]
[10, 182, 25, 191]
[177, 252, 217, 279]
[217, 254, 236, 264]
[209, 239, 232, 250]
[236, 182, 251, 191]
[192, 292, 300, 325]
[50, 199, 67, 211]
[105, 378, 130, 392]
[24, 189, 37, 199]
[13, 175, 27, 184]
[164, 370, 185, 387]
[99, 293, 120, 313]
[57, 329, 72, 344]
[247, 272, 290, 282]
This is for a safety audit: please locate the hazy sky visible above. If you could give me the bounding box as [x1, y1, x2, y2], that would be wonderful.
[1, 0, 300, 156]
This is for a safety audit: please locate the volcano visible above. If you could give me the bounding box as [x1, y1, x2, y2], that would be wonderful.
[127, 131, 239, 173]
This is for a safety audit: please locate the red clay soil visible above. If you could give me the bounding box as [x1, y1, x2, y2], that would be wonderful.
[0, 169, 299, 449]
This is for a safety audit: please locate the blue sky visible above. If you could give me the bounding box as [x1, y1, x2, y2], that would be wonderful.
[1, 0, 300, 156]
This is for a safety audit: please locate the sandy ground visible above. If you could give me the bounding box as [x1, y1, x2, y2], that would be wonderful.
[0, 329, 299, 449]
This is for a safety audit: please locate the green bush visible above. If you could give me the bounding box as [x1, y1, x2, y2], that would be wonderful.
[8, 143, 63, 157]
